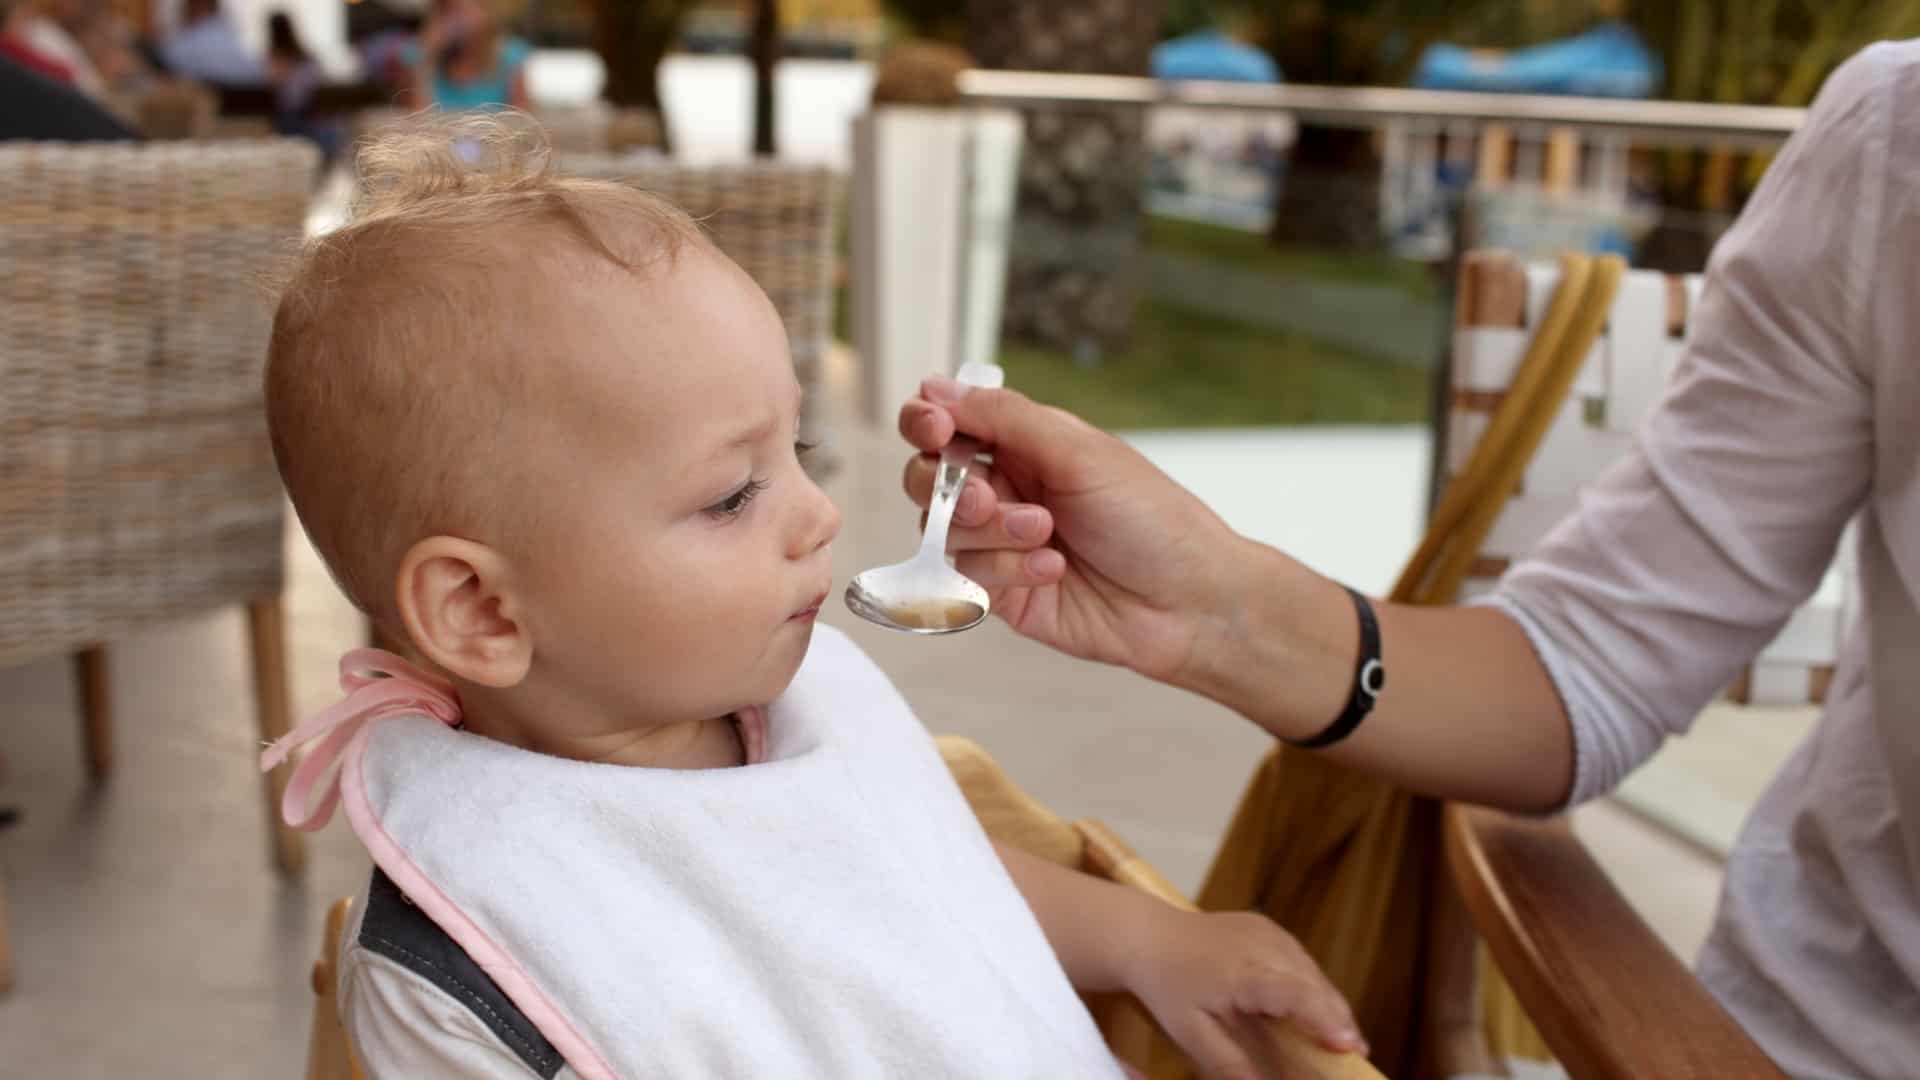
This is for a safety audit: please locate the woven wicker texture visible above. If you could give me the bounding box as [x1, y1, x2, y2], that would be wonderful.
[352, 105, 666, 157]
[0, 139, 318, 667]
[557, 156, 842, 429]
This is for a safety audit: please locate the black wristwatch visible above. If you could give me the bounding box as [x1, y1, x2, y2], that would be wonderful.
[1286, 587, 1384, 750]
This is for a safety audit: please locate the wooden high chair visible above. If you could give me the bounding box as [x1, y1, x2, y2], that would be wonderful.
[1408, 250, 1797, 1078]
[303, 736, 1383, 1080]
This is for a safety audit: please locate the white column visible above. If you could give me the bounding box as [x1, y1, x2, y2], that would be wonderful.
[850, 106, 1023, 425]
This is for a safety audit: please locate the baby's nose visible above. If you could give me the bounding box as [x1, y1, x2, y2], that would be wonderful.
[791, 482, 841, 558]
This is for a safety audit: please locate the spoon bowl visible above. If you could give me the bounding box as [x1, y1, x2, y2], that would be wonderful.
[844, 361, 1004, 636]
[844, 567, 989, 634]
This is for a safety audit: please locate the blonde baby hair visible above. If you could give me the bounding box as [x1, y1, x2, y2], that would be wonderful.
[265, 111, 702, 625]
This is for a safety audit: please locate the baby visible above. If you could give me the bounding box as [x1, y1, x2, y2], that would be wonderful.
[261, 116, 1363, 1079]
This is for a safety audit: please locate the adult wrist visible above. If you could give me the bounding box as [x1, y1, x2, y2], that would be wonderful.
[1282, 587, 1382, 749]
[1178, 541, 1358, 743]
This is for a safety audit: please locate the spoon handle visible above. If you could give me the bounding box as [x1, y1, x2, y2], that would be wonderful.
[917, 362, 1000, 560]
[919, 435, 978, 559]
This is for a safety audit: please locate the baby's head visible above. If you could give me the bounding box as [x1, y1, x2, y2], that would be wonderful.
[267, 116, 841, 754]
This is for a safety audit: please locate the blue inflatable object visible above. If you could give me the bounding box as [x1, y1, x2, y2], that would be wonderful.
[1152, 29, 1281, 84]
[1412, 23, 1657, 99]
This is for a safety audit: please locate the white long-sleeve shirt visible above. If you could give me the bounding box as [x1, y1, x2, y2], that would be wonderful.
[1489, 41, 1920, 1078]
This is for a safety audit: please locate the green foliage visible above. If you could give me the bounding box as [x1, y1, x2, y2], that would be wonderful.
[1161, 0, 1253, 39]
[1151, 0, 1920, 106]
[878, 0, 966, 42]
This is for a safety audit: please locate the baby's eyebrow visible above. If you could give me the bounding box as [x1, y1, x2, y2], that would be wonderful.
[707, 414, 779, 458]
[697, 383, 804, 459]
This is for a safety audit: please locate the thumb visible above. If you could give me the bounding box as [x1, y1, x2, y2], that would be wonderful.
[919, 375, 1089, 472]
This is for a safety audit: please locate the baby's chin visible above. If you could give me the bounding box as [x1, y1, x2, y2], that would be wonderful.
[740, 620, 820, 745]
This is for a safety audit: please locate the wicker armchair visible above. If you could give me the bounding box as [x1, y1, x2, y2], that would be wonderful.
[537, 103, 665, 155]
[557, 157, 842, 474]
[0, 139, 319, 989]
[350, 104, 666, 158]
[109, 81, 218, 140]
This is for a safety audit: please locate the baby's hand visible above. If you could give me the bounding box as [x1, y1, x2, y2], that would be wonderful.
[1128, 908, 1367, 1079]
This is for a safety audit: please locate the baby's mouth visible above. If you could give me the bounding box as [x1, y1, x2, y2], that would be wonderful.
[733, 705, 769, 766]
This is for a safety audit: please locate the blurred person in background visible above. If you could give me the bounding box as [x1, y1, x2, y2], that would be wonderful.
[0, 0, 76, 83]
[7, 0, 105, 97]
[405, 0, 528, 112]
[346, 0, 419, 102]
[266, 11, 340, 160]
[74, 0, 157, 98]
[160, 0, 262, 86]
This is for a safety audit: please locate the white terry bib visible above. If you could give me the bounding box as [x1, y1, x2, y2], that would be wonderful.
[336, 626, 1124, 1079]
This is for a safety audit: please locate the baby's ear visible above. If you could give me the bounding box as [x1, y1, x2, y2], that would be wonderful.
[394, 536, 532, 688]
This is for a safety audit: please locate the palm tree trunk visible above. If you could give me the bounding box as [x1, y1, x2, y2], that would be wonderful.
[967, 0, 1162, 358]
[591, 0, 696, 152]
[750, 0, 779, 157]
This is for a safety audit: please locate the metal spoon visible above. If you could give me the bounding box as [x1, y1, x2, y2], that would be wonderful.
[844, 362, 1004, 635]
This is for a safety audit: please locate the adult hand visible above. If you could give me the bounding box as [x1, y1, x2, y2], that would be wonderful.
[899, 376, 1252, 687]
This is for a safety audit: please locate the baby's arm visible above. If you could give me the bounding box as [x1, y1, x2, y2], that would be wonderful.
[994, 842, 1367, 1077]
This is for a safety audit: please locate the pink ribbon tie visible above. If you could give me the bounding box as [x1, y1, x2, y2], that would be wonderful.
[259, 648, 462, 832]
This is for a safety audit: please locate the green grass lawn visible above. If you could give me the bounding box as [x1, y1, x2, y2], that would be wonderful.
[835, 215, 1439, 430]
[1144, 215, 1441, 301]
[1002, 217, 1436, 429]
[999, 297, 1430, 430]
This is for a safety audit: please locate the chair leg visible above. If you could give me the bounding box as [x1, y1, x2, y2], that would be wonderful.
[0, 869, 12, 994]
[307, 898, 366, 1080]
[75, 646, 111, 782]
[249, 597, 307, 876]
[1424, 867, 1494, 1077]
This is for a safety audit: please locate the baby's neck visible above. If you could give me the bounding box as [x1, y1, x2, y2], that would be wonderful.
[457, 693, 745, 770]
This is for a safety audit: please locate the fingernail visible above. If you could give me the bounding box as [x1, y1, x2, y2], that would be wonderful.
[916, 409, 940, 444]
[922, 374, 966, 404]
[1006, 507, 1046, 542]
[956, 486, 980, 519]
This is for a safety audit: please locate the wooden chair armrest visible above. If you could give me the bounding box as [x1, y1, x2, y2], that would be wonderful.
[942, 735, 1382, 1079]
[938, 735, 1086, 868]
[1444, 804, 1786, 1080]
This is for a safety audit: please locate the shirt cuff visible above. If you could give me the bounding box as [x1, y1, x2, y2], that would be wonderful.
[1470, 592, 1613, 812]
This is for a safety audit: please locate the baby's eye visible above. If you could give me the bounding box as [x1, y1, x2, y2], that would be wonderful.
[705, 478, 768, 520]
[795, 439, 817, 457]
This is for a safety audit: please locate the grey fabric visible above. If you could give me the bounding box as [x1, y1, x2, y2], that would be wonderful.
[357, 867, 564, 1079]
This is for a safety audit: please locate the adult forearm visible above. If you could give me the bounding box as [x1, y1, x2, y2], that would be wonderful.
[1182, 541, 1575, 813]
